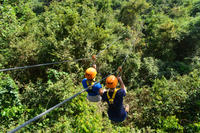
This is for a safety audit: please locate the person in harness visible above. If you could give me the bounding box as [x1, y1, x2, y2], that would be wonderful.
[100, 67, 129, 122]
[82, 55, 103, 102]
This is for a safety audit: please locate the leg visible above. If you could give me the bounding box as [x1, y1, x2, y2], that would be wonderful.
[125, 104, 129, 113]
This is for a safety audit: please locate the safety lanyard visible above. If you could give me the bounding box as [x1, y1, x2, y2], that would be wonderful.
[107, 88, 120, 104]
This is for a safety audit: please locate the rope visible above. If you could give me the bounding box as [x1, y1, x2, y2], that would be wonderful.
[96, 37, 121, 58]
[8, 89, 86, 133]
[95, 37, 122, 77]
[121, 38, 134, 67]
[0, 58, 90, 72]
[0, 37, 121, 72]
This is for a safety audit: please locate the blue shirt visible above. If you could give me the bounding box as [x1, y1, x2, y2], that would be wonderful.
[102, 88, 127, 122]
[82, 78, 102, 96]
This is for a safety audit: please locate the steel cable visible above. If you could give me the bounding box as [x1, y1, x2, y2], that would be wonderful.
[0, 58, 90, 72]
[1, 37, 122, 72]
[96, 37, 122, 58]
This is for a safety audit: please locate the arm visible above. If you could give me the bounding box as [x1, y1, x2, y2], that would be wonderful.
[82, 79, 88, 89]
[97, 83, 104, 96]
[93, 64, 96, 69]
[99, 88, 104, 96]
[117, 66, 126, 92]
[118, 76, 127, 93]
[99, 88, 106, 102]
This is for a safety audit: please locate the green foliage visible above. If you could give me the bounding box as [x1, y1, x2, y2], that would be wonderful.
[143, 0, 200, 61]
[0, 73, 20, 109]
[1, 106, 25, 120]
[127, 68, 200, 130]
[73, 104, 103, 132]
[185, 122, 200, 133]
[0, 73, 25, 129]
[157, 116, 183, 132]
[190, 56, 200, 69]
[119, 0, 149, 26]
[1, 0, 200, 132]
[139, 57, 159, 85]
[190, 0, 200, 16]
[143, 11, 189, 60]
[174, 16, 200, 61]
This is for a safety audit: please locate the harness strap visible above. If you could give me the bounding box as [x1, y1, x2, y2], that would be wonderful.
[86, 81, 95, 90]
[107, 88, 120, 104]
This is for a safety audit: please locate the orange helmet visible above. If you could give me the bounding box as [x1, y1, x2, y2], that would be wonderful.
[106, 75, 118, 88]
[85, 67, 97, 80]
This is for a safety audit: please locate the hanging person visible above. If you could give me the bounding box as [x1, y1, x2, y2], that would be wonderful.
[99, 67, 129, 122]
[82, 55, 103, 102]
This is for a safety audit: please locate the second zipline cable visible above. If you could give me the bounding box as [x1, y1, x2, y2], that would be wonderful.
[0, 58, 90, 72]
[96, 37, 122, 58]
[0, 37, 122, 72]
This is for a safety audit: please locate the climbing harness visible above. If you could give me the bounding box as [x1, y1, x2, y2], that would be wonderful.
[86, 80, 95, 88]
[107, 88, 120, 104]
[86, 80, 95, 93]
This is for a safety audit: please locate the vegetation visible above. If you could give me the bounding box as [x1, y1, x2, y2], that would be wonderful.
[0, 0, 200, 132]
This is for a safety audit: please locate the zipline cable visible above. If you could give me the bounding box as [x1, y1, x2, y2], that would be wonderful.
[94, 36, 122, 77]
[8, 89, 87, 133]
[0, 58, 90, 72]
[96, 37, 122, 58]
[0, 37, 121, 72]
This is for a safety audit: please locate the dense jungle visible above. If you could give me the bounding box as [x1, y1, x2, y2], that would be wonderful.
[1, 0, 200, 132]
